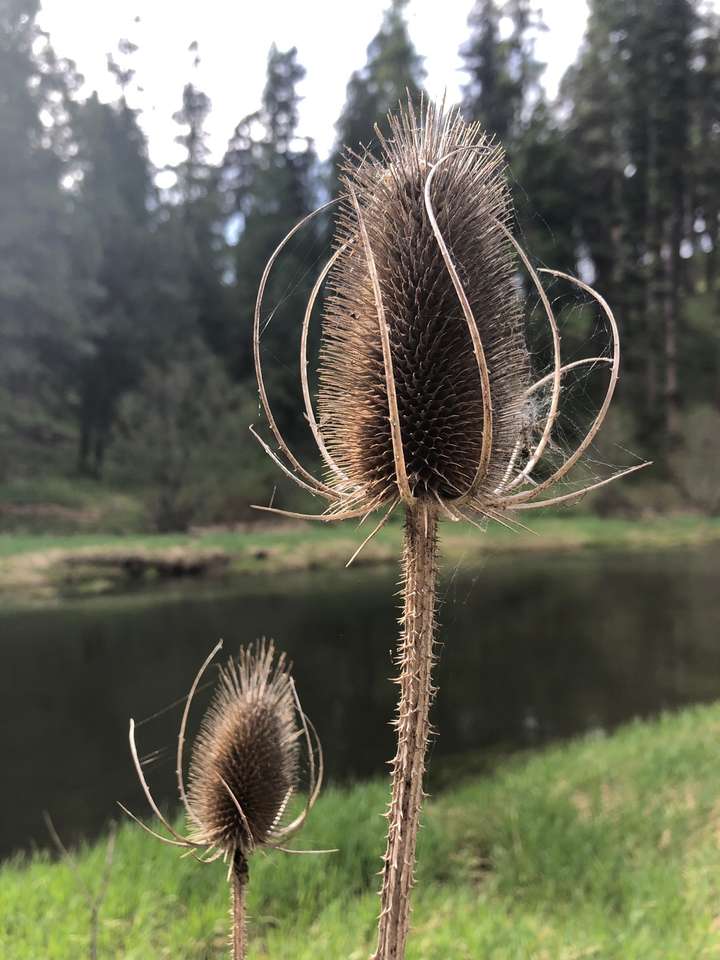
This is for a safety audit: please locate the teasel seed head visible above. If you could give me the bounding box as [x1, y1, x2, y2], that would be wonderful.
[251, 98, 650, 541]
[121, 639, 322, 864]
[319, 101, 530, 505]
[186, 640, 300, 857]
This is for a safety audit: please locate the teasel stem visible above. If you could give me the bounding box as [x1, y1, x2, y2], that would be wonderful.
[231, 850, 249, 960]
[374, 500, 439, 960]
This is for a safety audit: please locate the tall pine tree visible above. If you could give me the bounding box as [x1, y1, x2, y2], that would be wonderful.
[221, 45, 319, 434]
[69, 57, 193, 475]
[0, 0, 81, 471]
[562, 0, 696, 447]
[461, 2, 576, 276]
[169, 56, 229, 362]
[460, 0, 544, 145]
[690, 6, 720, 406]
[332, 0, 424, 180]
[692, 7, 720, 305]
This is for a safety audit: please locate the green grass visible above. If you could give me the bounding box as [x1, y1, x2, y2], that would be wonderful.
[1, 512, 720, 558]
[0, 475, 145, 534]
[4, 703, 720, 958]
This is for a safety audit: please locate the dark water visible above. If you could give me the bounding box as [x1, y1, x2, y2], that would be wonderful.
[2, 544, 719, 859]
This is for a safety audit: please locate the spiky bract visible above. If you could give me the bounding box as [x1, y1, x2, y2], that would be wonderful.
[187, 641, 300, 857]
[318, 102, 531, 504]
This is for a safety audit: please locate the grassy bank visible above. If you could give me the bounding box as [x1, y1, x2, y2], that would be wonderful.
[3, 702, 720, 957]
[1, 514, 720, 602]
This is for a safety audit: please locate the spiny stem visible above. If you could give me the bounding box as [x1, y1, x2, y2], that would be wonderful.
[373, 501, 439, 960]
[231, 851, 249, 960]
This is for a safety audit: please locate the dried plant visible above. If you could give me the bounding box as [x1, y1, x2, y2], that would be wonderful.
[121, 640, 323, 960]
[251, 100, 649, 959]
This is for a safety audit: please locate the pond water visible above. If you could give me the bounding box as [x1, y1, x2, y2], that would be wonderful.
[2, 544, 719, 859]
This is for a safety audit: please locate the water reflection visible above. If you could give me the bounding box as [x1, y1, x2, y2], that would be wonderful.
[1, 545, 719, 858]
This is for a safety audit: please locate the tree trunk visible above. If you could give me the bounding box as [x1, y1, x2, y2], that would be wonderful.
[93, 428, 106, 479]
[76, 417, 92, 476]
[664, 200, 683, 446]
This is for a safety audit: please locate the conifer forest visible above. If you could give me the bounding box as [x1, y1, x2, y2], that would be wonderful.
[2, 0, 719, 530]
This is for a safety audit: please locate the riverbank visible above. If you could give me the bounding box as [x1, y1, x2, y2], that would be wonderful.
[3, 701, 720, 957]
[0, 513, 719, 602]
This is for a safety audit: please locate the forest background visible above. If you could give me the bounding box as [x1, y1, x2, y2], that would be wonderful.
[2, 0, 718, 535]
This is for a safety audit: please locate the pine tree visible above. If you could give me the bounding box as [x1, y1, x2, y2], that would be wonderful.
[221, 44, 319, 429]
[70, 74, 193, 475]
[0, 0, 81, 470]
[332, 0, 424, 178]
[562, 0, 697, 449]
[649, 0, 694, 442]
[510, 99, 579, 273]
[690, 6, 720, 405]
[558, 1, 633, 437]
[460, 0, 544, 147]
[170, 58, 229, 361]
[460, 2, 577, 279]
[692, 7, 720, 304]
[173, 80, 212, 206]
[69, 93, 152, 475]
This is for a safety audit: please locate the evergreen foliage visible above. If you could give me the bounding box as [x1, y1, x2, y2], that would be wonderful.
[0, 0, 81, 472]
[331, 0, 425, 179]
[0, 0, 718, 524]
[221, 44, 319, 422]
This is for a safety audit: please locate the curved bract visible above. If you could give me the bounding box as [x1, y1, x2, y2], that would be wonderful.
[251, 99, 650, 541]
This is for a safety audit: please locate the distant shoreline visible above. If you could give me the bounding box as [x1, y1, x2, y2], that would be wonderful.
[1, 514, 718, 605]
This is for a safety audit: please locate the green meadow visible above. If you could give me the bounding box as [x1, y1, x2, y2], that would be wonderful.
[3, 702, 720, 958]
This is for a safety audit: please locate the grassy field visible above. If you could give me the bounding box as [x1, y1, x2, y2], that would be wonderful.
[1, 513, 720, 602]
[3, 702, 720, 957]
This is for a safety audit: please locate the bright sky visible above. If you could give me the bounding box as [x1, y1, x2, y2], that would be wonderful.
[39, 0, 590, 170]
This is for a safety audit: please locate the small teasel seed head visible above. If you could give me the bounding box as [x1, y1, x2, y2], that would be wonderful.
[186, 640, 300, 857]
[318, 100, 532, 505]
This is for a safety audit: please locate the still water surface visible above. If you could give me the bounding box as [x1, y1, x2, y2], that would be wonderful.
[2, 544, 719, 858]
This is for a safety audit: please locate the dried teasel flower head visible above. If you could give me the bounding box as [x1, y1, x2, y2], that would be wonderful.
[122, 641, 323, 960]
[186, 640, 302, 857]
[319, 102, 531, 507]
[121, 639, 322, 864]
[252, 99, 649, 542]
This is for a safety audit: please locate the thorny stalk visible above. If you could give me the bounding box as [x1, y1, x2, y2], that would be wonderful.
[231, 851, 249, 960]
[373, 502, 439, 960]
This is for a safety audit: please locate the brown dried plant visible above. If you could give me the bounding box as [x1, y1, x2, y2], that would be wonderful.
[121, 640, 323, 960]
[251, 100, 650, 960]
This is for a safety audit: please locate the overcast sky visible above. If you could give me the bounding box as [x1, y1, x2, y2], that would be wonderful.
[38, 0, 590, 169]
